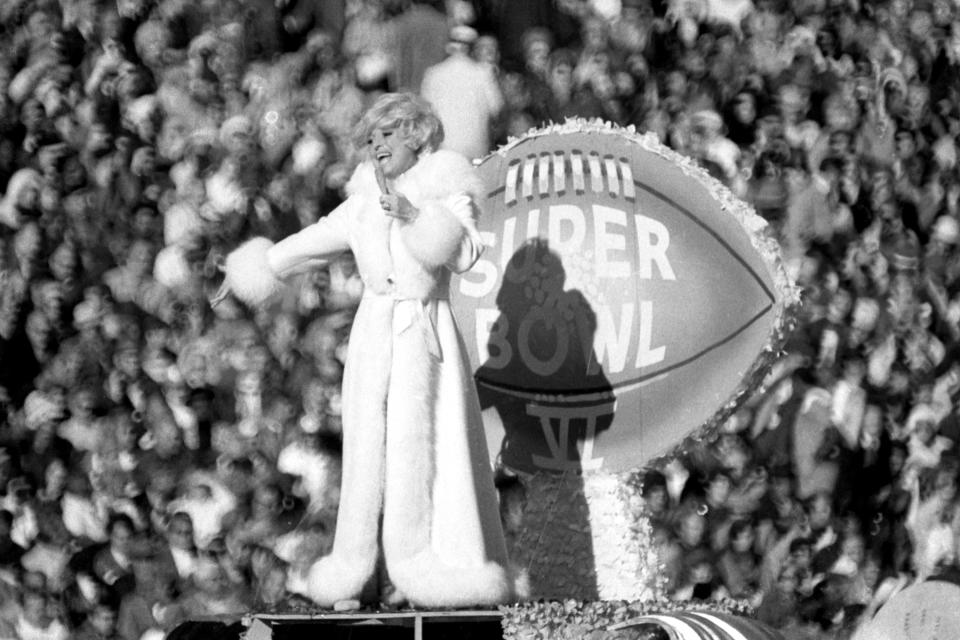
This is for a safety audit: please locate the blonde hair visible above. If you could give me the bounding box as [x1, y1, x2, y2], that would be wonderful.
[352, 92, 444, 154]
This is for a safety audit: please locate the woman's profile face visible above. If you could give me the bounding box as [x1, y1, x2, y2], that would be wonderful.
[368, 126, 417, 179]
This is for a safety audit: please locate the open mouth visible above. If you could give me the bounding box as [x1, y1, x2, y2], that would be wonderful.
[376, 149, 391, 162]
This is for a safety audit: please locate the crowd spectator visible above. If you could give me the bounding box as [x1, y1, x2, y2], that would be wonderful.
[420, 25, 503, 160]
[0, 0, 957, 637]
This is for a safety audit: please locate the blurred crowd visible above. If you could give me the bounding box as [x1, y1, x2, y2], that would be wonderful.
[0, 0, 959, 638]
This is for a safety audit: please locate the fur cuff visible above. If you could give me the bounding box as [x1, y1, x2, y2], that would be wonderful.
[400, 196, 470, 269]
[224, 237, 284, 307]
[388, 551, 512, 608]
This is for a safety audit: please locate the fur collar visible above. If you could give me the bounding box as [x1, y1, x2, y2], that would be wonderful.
[346, 149, 483, 208]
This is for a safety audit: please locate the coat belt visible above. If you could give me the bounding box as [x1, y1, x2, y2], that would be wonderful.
[364, 292, 446, 362]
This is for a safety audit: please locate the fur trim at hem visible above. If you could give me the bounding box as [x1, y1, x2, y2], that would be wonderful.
[388, 551, 512, 608]
[295, 552, 378, 607]
[400, 196, 469, 268]
[224, 237, 284, 307]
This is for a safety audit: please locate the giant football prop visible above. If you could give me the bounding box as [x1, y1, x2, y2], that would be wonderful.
[185, 122, 797, 637]
[452, 121, 798, 600]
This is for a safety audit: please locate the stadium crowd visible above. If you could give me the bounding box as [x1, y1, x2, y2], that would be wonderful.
[0, 0, 959, 638]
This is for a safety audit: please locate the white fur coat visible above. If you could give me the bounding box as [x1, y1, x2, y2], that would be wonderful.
[225, 150, 513, 607]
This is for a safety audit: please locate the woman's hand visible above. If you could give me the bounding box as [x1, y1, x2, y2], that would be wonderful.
[379, 193, 416, 221]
